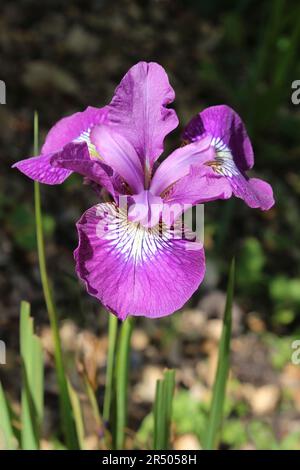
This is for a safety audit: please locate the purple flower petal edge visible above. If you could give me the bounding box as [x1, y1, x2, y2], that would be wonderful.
[182, 105, 254, 172]
[13, 106, 108, 185]
[107, 61, 179, 172]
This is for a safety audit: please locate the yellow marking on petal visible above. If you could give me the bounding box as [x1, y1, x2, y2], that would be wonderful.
[74, 128, 102, 160]
[205, 138, 240, 177]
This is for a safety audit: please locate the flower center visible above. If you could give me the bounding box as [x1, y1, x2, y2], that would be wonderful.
[127, 190, 164, 228]
[205, 137, 239, 177]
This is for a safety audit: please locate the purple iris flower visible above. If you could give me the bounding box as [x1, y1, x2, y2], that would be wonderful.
[13, 62, 274, 320]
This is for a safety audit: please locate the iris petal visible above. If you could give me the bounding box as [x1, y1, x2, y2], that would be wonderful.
[91, 125, 144, 193]
[106, 61, 179, 172]
[13, 106, 108, 184]
[75, 202, 205, 319]
[182, 105, 254, 172]
[50, 142, 121, 199]
[230, 175, 275, 210]
[150, 137, 214, 196]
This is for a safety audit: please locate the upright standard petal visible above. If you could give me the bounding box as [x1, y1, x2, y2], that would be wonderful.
[75, 203, 205, 320]
[182, 105, 254, 172]
[13, 106, 108, 184]
[91, 125, 144, 193]
[106, 61, 179, 174]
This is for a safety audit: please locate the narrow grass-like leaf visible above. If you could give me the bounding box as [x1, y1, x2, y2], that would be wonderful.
[84, 375, 108, 448]
[153, 369, 176, 450]
[20, 300, 44, 450]
[164, 369, 175, 448]
[0, 382, 17, 450]
[153, 379, 165, 449]
[67, 380, 85, 449]
[84, 376, 102, 430]
[115, 317, 133, 450]
[33, 112, 79, 449]
[204, 259, 235, 450]
[103, 313, 118, 425]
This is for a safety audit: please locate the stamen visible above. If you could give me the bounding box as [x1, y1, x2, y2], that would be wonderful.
[205, 159, 224, 175]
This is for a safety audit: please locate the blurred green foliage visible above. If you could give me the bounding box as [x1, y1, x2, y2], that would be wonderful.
[8, 204, 55, 251]
[237, 238, 266, 290]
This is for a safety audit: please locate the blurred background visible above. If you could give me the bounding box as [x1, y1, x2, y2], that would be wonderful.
[1, 0, 300, 449]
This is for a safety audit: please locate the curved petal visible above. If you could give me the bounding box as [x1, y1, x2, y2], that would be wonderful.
[163, 165, 232, 207]
[91, 125, 144, 193]
[150, 137, 214, 196]
[13, 106, 108, 184]
[107, 61, 179, 171]
[75, 203, 205, 320]
[50, 142, 120, 199]
[42, 106, 108, 154]
[12, 153, 71, 185]
[231, 175, 275, 210]
[182, 105, 254, 171]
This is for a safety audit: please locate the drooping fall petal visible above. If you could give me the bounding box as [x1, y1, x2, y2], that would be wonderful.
[182, 105, 254, 171]
[75, 202, 205, 319]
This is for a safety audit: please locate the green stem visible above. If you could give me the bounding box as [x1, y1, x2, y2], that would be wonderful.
[115, 317, 133, 450]
[103, 313, 118, 424]
[33, 112, 78, 449]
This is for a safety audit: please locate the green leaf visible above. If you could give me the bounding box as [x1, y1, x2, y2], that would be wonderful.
[164, 369, 175, 448]
[103, 313, 118, 425]
[204, 259, 235, 450]
[237, 237, 266, 289]
[153, 369, 176, 450]
[0, 382, 18, 450]
[153, 379, 165, 450]
[33, 112, 79, 449]
[20, 301, 44, 450]
[67, 380, 85, 449]
[114, 317, 134, 449]
[248, 420, 276, 450]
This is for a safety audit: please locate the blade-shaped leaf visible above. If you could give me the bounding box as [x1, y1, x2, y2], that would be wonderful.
[33, 112, 79, 449]
[20, 300, 44, 450]
[204, 259, 235, 450]
[67, 380, 85, 450]
[153, 369, 176, 450]
[115, 317, 133, 450]
[103, 313, 118, 425]
[0, 382, 18, 450]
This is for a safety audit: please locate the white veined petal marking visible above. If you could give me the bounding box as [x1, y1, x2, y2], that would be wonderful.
[73, 128, 100, 159]
[95, 203, 197, 265]
[206, 137, 240, 177]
